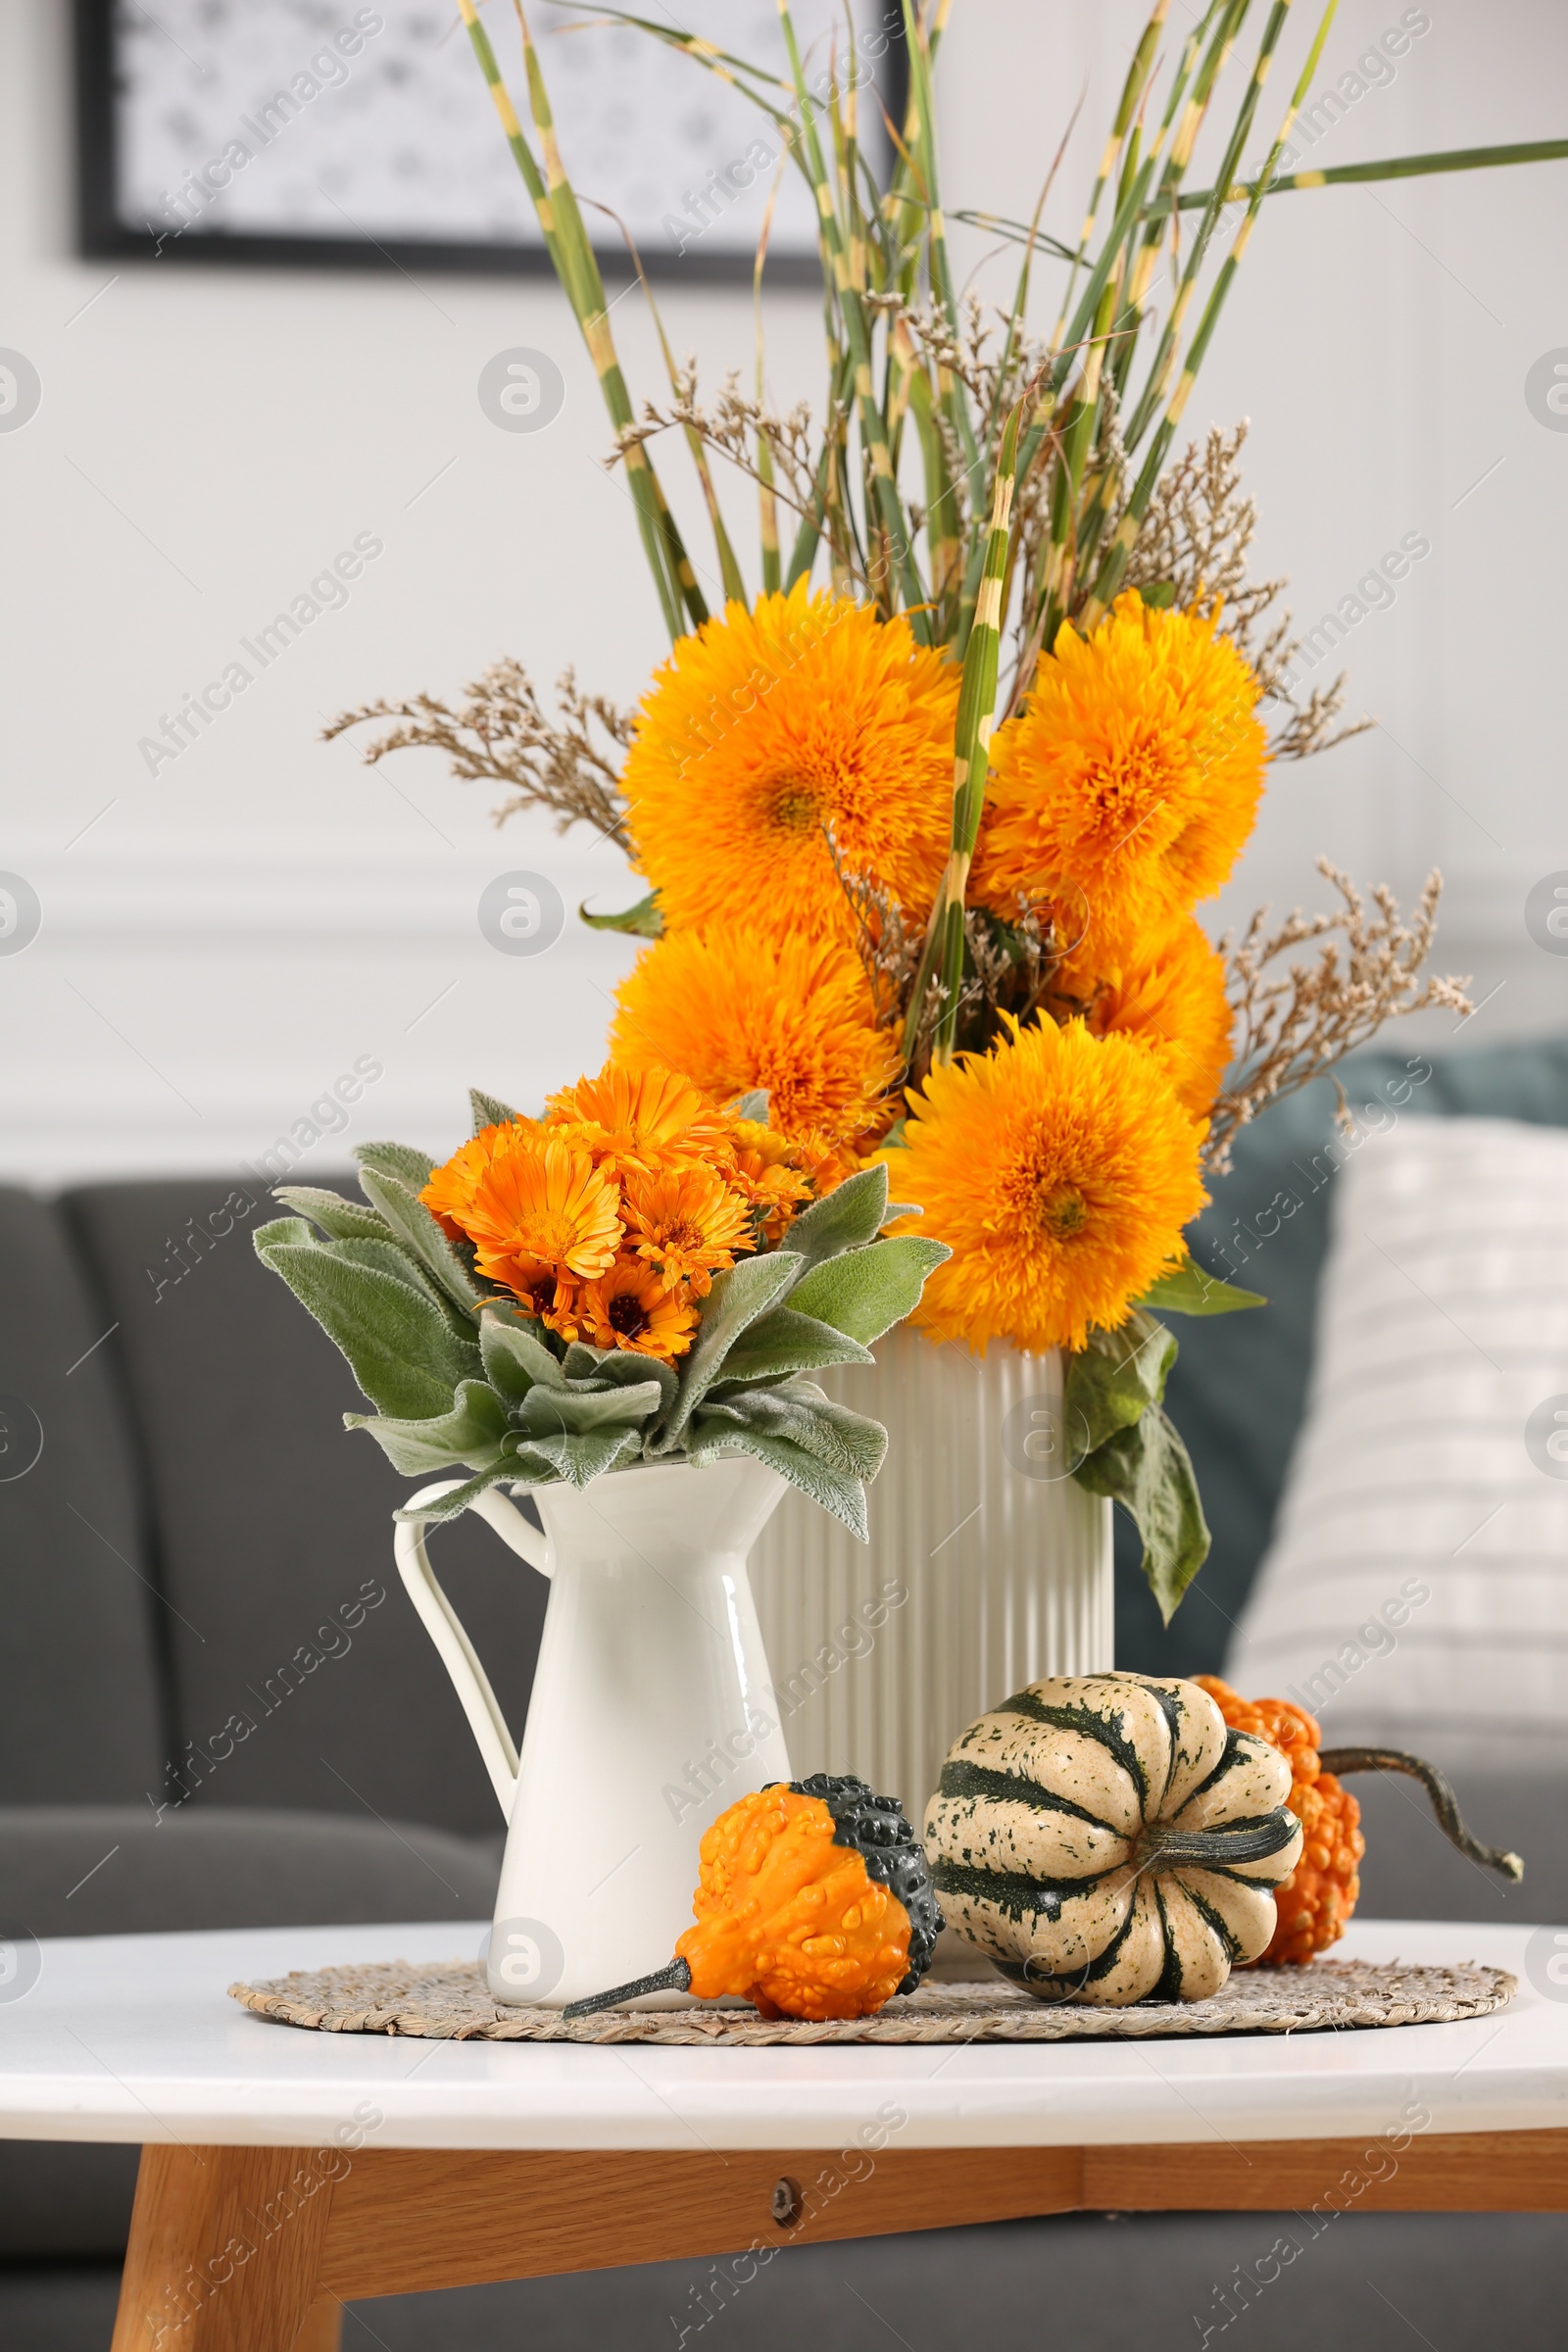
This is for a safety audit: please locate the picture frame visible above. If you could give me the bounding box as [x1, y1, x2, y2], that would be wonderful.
[74, 0, 908, 284]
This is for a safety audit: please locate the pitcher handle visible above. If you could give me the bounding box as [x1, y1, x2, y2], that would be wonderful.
[393, 1481, 554, 1822]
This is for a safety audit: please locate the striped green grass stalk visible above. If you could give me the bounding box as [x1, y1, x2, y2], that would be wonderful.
[1085, 0, 1342, 625]
[1159, 136, 1568, 211]
[773, 1, 930, 631]
[902, 392, 1027, 1070]
[457, 0, 697, 640]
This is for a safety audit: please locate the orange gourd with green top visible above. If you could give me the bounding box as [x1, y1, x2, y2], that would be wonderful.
[564, 1775, 941, 2023]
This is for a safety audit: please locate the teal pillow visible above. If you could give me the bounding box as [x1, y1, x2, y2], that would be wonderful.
[1114, 1035, 1568, 1676]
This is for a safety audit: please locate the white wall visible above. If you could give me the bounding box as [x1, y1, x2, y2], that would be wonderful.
[2, 0, 1566, 1185]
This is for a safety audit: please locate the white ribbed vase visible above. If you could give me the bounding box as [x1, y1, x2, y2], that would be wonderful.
[751, 1330, 1113, 1820]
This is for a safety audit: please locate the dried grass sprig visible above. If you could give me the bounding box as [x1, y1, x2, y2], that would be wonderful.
[324, 663, 633, 853]
[1206, 861, 1472, 1175]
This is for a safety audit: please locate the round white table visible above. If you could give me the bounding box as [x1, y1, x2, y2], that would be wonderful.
[5, 1917, 1564, 2352]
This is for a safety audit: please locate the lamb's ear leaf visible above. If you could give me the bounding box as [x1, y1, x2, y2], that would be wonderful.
[734, 1089, 769, 1123]
[706, 1305, 873, 1388]
[786, 1235, 950, 1346]
[561, 1342, 680, 1415]
[775, 1165, 889, 1268]
[355, 1140, 436, 1189]
[518, 1381, 664, 1437]
[699, 1388, 888, 1483]
[271, 1188, 394, 1243]
[1063, 1309, 1178, 1450]
[393, 1468, 514, 1523]
[687, 1416, 869, 1542]
[1137, 1256, 1265, 1315]
[480, 1309, 569, 1400]
[653, 1252, 804, 1449]
[519, 1422, 646, 1487]
[1070, 1400, 1209, 1625]
[255, 1234, 481, 1418]
[254, 1216, 315, 1252]
[357, 1168, 483, 1314]
[345, 1380, 512, 1477]
[469, 1088, 525, 1134]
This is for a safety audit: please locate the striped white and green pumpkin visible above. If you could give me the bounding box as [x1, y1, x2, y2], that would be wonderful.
[923, 1673, 1303, 2005]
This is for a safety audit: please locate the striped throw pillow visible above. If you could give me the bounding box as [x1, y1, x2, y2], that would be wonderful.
[1225, 1113, 1568, 1768]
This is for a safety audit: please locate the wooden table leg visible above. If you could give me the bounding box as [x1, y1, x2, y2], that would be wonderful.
[111, 2144, 340, 2352]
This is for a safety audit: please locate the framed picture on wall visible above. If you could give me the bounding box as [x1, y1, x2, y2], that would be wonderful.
[74, 0, 908, 281]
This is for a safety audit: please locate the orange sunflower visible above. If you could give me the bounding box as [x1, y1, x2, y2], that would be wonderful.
[621, 1163, 755, 1296]
[459, 1128, 622, 1299]
[577, 1255, 699, 1360]
[884, 1014, 1207, 1354]
[973, 590, 1265, 940]
[611, 924, 899, 1150]
[544, 1061, 729, 1177]
[621, 581, 959, 940]
[1055, 914, 1234, 1123]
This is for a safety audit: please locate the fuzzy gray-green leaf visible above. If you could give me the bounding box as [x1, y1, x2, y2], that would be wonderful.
[786, 1236, 951, 1346]
[653, 1250, 805, 1449]
[355, 1140, 436, 1189]
[686, 1416, 870, 1541]
[345, 1379, 513, 1476]
[357, 1168, 483, 1314]
[272, 1187, 394, 1244]
[255, 1235, 481, 1419]
[480, 1309, 569, 1401]
[774, 1164, 890, 1269]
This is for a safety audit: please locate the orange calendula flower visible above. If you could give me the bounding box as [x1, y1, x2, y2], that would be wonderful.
[461, 1129, 622, 1294]
[612, 924, 899, 1150]
[884, 1014, 1207, 1354]
[578, 1255, 699, 1359]
[1057, 914, 1234, 1123]
[545, 1060, 729, 1176]
[973, 590, 1265, 942]
[621, 582, 959, 941]
[621, 1163, 755, 1296]
[421, 1120, 539, 1240]
[728, 1118, 815, 1242]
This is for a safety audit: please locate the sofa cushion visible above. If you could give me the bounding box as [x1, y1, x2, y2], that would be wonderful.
[0, 1803, 500, 2262]
[1115, 1036, 1568, 1678]
[62, 1179, 548, 1839]
[0, 1189, 164, 1804]
[1228, 1117, 1568, 1767]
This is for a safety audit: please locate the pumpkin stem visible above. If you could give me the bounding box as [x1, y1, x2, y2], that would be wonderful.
[1317, 1746, 1524, 1883]
[562, 1956, 693, 2021]
[1135, 1815, 1300, 1872]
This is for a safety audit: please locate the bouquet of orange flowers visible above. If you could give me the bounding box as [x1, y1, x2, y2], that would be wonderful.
[256, 1065, 947, 1534]
[327, 4, 1556, 1611]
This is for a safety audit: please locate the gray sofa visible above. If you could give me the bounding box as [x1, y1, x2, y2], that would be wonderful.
[3, 1037, 1565, 2349]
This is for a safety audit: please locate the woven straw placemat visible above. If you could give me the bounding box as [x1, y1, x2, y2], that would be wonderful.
[228, 1956, 1513, 2044]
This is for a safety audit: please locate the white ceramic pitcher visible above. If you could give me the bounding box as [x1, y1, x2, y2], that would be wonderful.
[395, 1454, 793, 2007]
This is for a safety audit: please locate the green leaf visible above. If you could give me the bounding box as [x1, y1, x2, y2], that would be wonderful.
[734, 1090, 769, 1123]
[357, 1168, 483, 1315]
[1140, 578, 1177, 609]
[579, 890, 663, 937]
[255, 1234, 481, 1418]
[470, 1088, 525, 1133]
[518, 1380, 664, 1438]
[355, 1140, 436, 1189]
[271, 1187, 393, 1244]
[393, 1468, 514, 1524]
[653, 1251, 804, 1450]
[775, 1165, 890, 1269]
[1063, 1310, 1178, 1455]
[699, 1385, 888, 1483]
[346, 1380, 513, 1477]
[1071, 1401, 1210, 1624]
[516, 1422, 646, 1488]
[254, 1215, 314, 1252]
[787, 1236, 951, 1346]
[686, 1416, 870, 1542]
[708, 1305, 874, 1387]
[561, 1343, 679, 1415]
[1137, 1257, 1266, 1316]
[480, 1309, 569, 1401]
